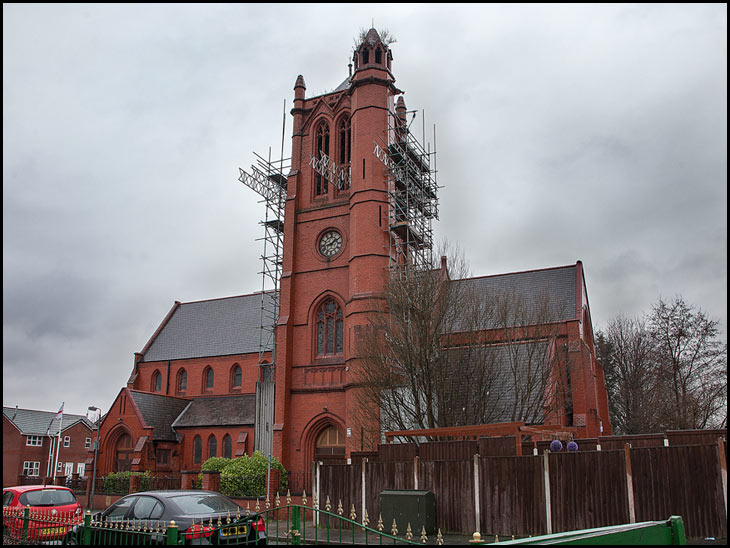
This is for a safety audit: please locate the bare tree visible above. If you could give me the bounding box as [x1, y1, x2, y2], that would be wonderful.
[648, 297, 727, 430]
[596, 316, 663, 434]
[353, 244, 572, 441]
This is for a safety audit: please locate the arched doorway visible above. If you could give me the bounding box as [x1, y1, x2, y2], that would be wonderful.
[314, 425, 345, 463]
[114, 433, 134, 472]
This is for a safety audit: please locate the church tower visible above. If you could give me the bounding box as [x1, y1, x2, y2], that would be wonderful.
[272, 29, 403, 475]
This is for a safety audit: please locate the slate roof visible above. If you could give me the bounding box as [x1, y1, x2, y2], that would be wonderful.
[442, 342, 549, 425]
[141, 293, 275, 363]
[448, 265, 577, 332]
[171, 395, 256, 429]
[127, 391, 191, 442]
[3, 407, 93, 436]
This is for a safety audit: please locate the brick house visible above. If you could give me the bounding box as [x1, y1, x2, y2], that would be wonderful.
[95, 29, 612, 482]
[3, 407, 94, 487]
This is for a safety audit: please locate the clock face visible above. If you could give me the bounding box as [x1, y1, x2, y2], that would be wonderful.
[319, 230, 343, 257]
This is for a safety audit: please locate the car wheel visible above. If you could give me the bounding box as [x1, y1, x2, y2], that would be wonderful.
[63, 533, 80, 545]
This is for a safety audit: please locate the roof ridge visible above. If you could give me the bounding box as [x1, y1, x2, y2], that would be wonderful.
[451, 262, 578, 283]
[180, 290, 277, 306]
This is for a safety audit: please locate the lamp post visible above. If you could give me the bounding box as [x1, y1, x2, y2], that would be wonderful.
[87, 406, 101, 511]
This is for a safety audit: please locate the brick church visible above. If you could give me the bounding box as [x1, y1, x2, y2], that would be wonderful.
[93, 29, 612, 483]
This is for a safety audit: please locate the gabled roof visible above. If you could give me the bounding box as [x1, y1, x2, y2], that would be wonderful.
[448, 264, 578, 331]
[140, 293, 275, 362]
[126, 391, 191, 442]
[172, 395, 256, 429]
[3, 406, 93, 436]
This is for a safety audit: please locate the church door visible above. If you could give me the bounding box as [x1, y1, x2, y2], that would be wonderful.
[114, 433, 134, 472]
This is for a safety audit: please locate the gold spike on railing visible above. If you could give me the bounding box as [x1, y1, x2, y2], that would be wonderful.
[406, 522, 413, 540]
[265, 495, 270, 510]
[421, 526, 428, 544]
[350, 504, 357, 521]
[226, 511, 231, 524]
[302, 489, 307, 507]
[313, 495, 319, 510]
[377, 513, 384, 532]
[217, 515, 222, 528]
[325, 496, 331, 512]
[363, 509, 369, 528]
[255, 499, 260, 512]
[337, 500, 343, 516]
[287, 489, 292, 505]
[275, 492, 281, 507]
[208, 516, 214, 528]
[437, 529, 444, 545]
[237, 507, 242, 520]
[391, 518, 398, 536]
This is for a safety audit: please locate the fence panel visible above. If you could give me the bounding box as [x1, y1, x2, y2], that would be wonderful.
[419, 440, 477, 461]
[548, 450, 629, 533]
[631, 444, 727, 539]
[364, 461, 414, 527]
[479, 455, 545, 537]
[418, 459, 474, 534]
[319, 463, 362, 528]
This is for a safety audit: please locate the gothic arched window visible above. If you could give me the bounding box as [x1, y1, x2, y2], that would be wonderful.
[193, 435, 202, 465]
[203, 367, 214, 392]
[223, 434, 232, 459]
[230, 364, 242, 391]
[338, 116, 351, 166]
[207, 435, 217, 459]
[315, 121, 330, 196]
[177, 369, 187, 394]
[151, 370, 162, 392]
[316, 299, 344, 356]
[375, 48, 382, 64]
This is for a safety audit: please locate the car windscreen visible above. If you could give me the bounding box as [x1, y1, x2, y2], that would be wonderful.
[19, 489, 77, 507]
[168, 494, 241, 516]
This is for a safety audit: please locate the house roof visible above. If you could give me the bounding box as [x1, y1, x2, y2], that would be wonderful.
[448, 264, 578, 331]
[172, 395, 256, 429]
[126, 391, 191, 442]
[3, 407, 93, 436]
[140, 293, 275, 362]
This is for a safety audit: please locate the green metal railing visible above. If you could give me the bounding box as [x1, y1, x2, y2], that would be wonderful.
[488, 516, 687, 545]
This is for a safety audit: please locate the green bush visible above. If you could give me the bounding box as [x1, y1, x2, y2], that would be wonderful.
[198, 457, 232, 487]
[102, 471, 152, 494]
[212, 452, 287, 498]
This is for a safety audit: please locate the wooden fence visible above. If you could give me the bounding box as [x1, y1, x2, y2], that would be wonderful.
[318, 438, 727, 539]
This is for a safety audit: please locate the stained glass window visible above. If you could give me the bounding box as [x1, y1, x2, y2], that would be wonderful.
[316, 299, 343, 356]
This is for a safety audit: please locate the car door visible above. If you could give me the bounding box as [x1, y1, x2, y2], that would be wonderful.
[128, 495, 165, 544]
[95, 495, 139, 544]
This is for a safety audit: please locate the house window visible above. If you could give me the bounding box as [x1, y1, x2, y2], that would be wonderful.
[152, 370, 162, 392]
[193, 435, 202, 465]
[203, 368, 214, 392]
[65, 462, 73, 477]
[85, 438, 91, 449]
[26, 436, 43, 447]
[63, 436, 71, 448]
[231, 365, 242, 390]
[177, 369, 187, 393]
[157, 449, 170, 466]
[315, 121, 330, 196]
[316, 299, 344, 356]
[207, 435, 217, 459]
[57, 462, 63, 473]
[223, 434, 232, 459]
[22, 462, 40, 477]
[77, 463, 85, 476]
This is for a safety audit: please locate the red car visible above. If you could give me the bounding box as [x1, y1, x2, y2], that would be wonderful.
[2, 485, 84, 542]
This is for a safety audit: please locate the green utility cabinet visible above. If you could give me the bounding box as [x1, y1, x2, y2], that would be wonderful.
[379, 490, 436, 535]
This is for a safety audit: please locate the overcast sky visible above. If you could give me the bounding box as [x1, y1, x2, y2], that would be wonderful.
[3, 4, 727, 418]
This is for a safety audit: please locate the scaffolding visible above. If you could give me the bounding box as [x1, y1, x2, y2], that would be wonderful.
[238, 146, 289, 457]
[376, 107, 439, 277]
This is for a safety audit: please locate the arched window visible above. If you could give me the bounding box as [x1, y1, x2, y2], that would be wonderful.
[316, 299, 344, 356]
[151, 370, 162, 392]
[193, 435, 202, 465]
[375, 48, 382, 64]
[338, 116, 351, 167]
[315, 426, 345, 460]
[315, 121, 330, 196]
[203, 367, 214, 392]
[362, 48, 369, 65]
[230, 364, 242, 391]
[223, 434, 232, 459]
[207, 435, 217, 460]
[177, 369, 187, 393]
